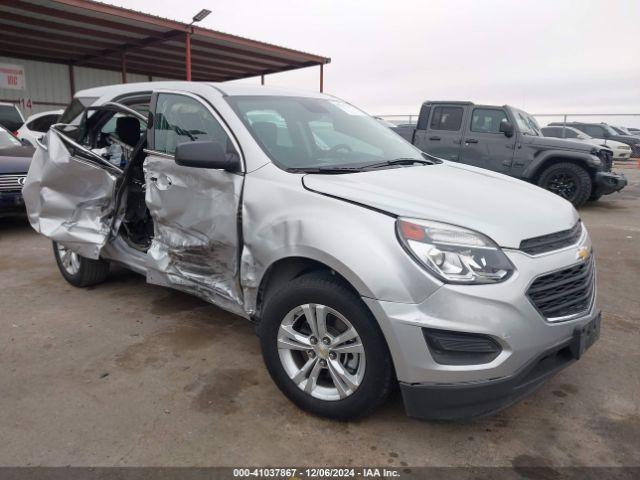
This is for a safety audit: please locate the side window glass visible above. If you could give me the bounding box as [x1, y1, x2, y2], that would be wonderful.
[564, 129, 578, 138]
[153, 93, 236, 157]
[470, 109, 508, 134]
[429, 106, 463, 131]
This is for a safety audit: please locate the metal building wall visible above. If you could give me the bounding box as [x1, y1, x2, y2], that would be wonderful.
[1, 55, 155, 118]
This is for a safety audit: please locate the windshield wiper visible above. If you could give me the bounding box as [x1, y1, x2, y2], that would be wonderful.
[286, 166, 364, 174]
[365, 157, 435, 169]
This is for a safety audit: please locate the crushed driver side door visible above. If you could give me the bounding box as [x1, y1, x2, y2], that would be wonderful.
[143, 91, 246, 316]
[23, 103, 147, 259]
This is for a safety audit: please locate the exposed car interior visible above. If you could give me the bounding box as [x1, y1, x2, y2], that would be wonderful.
[60, 97, 156, 253]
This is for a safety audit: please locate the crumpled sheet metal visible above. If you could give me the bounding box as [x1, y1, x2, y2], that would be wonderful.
[143, 154, 246, 317]
[22, 131, 118, 259]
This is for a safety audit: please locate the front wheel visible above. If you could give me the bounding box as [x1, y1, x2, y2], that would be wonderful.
[537, 162, 592, 207]
[258, 273, 394, 420]
[52, 241, 110, 287]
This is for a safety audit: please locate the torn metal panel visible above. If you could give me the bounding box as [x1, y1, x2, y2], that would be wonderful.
[143, 153, 246, 317]
[22, 130, 118, 259]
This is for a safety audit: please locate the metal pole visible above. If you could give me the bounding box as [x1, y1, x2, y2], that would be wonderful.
[320, 64, 324, 93]
[261, 74, 265, 86]
[121, 52, 127, 83]
[562, 114, 567, 137]
[186, 29, 192, 81]
[68, 63, 75, 97]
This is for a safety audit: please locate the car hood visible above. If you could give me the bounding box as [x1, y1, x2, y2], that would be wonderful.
[0, 146, 35, 173]
[528, 136, 595, 152]
[302, 162, 578, 248]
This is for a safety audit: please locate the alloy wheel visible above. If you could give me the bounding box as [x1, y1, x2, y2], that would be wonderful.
[57, 243, 81, 275]
[547, 172, 578, 200]
[277, 303, 366, 401]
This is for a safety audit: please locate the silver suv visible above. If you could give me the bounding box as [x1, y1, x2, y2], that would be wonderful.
[23, 82, 600, 420]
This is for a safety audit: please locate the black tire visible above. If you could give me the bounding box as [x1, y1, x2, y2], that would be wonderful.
[537, 162, 592, 207]
[588, 192, 603, 202]
[52, 241, 110, 287]
[258, 273, 394, 420]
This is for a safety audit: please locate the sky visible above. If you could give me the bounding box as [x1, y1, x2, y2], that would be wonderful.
[106, 0, 640, 126]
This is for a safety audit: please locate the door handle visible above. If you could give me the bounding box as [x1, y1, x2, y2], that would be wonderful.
[464, 138, 479, 144]
[429, 136, 441, 141]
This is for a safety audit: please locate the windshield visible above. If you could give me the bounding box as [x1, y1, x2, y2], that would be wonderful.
[0, 127, 22, 148]
[601, 124, 619, 136]
[0, 105, 24, 132]
[512, 108, 542, 136]
[227, 96, 424, 170]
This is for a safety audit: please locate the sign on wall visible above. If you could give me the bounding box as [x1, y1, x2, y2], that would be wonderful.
[0, 63, 26, 90]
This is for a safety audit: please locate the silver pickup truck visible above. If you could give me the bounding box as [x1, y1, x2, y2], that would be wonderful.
[23, 82, 600, 420]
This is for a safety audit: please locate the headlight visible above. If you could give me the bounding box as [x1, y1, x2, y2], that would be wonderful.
[397, 218, 515, 284]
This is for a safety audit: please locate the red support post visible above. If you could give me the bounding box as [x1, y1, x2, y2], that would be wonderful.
[121, 52, 127, 83]
[185, 29, 192, 81]
[319, 64, 324, 93]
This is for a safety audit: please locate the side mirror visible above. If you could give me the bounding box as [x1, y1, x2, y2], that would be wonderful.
[499, 120, 515, 138]
[175, 140, 240, 172]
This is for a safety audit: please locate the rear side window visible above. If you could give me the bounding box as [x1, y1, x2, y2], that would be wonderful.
[542, 127, 560, 137]
[59, 97, 98, 124]
[470, 108, 508, 134]
[27, 114, 60, 133]
[580, 125, 604, 137]
[0, 104, 24, 131]
[153, 93, 236, 157]
[430, 106, 463, 131]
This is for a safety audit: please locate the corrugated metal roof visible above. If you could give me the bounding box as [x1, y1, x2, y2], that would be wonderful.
[0, 0, 330, 82]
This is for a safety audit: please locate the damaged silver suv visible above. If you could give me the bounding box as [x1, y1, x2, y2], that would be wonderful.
[23, 82, 600, 420]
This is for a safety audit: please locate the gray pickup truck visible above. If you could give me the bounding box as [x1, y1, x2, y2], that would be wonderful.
[391, 102, 627, 206]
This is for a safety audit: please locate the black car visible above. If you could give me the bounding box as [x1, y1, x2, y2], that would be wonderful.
[0, 124, 34, 216]
[548, 121, 640, 157]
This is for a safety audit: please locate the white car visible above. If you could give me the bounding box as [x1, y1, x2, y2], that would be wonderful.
[0, 102, 25, 136]
[17, 110, 63, 146]
[541, 125, 632, 161]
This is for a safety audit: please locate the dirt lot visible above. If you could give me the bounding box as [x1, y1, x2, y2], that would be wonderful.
[1, 167, 638, 469]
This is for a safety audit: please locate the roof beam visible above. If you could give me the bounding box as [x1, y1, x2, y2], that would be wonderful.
[74, 29, 184, 65]
[3, 0, 160, 37]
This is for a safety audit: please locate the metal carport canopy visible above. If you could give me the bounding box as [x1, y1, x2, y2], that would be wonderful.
[0, 0, 330, 87]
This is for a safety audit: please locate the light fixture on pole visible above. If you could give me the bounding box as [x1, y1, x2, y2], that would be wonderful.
[185, 9, 211, 81]
[191, 9, 211, 25]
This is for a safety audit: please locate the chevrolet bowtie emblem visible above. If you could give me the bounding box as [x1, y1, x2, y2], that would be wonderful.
[577, 246, 591, 261]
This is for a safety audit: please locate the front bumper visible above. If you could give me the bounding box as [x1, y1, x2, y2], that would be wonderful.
[363, 228, 599, 420]
[0, 191, 25, 215]
[400, 312, 600, 420]
[593, 171, 627, 196]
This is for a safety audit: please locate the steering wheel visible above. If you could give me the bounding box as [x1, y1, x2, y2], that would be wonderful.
[327, 143, 353, 156]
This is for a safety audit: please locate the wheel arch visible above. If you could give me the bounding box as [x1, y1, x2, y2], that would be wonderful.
[523, 152, 596, 182]
[251, 255, 372, 322]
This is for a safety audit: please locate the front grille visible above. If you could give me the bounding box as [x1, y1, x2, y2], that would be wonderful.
[527, 257, 595, 320]
[598, 150, 613, 171]
[520, 222, 582, 255]
[0, 174, 26, 192]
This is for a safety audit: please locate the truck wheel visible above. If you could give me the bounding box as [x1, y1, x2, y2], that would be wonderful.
[53, 241, 110, 287]
[588, 192, 603, 202]
[537, 163, 592, 207]
[258, 273, 394, 420]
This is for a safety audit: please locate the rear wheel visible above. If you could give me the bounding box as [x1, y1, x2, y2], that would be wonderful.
[258, 273, 394, 420]
[53, 241, 110, 287]
[537, 162, 592, 207]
